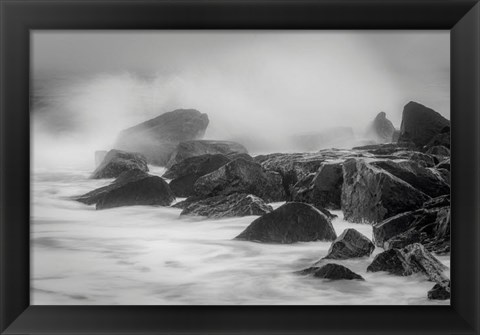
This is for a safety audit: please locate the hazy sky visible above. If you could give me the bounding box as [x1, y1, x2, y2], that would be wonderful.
[31, 31, 449, 167]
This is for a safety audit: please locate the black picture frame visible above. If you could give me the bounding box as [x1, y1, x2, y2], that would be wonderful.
[1, 0, 479, 334]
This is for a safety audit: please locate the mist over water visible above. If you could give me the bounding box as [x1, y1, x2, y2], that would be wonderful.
[32, 31, 449, 169]
[31, 31, 451, 305]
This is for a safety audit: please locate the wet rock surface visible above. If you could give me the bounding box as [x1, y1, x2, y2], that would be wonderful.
[235, 202, 337, 243]
[91, 149, 149, 179]
[180, 193, 273, 219]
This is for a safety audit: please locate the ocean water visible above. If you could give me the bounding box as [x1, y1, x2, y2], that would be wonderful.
[31, 166, 450, 305]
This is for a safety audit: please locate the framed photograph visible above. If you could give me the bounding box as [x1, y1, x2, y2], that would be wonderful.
[1, 0, 479, 334]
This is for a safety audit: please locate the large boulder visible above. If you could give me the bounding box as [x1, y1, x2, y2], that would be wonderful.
[372, 205, 450, 254]
[371, 111, 395, 142]
[180, 193, 272, 219]
[193, 158, 285, 202]
[167, 140, 248, 168]
[341, 158, 430, 223]
[75, 170, 175, 209]
[255, 153, 327, 198]
[323, 229, 375, 260]
[311, 161, 344, 209]
[164, 154, 231, 197]
[290, 161, 344, 210]
[428, 282, 451, 300]
[398, 101, 450, 148]
[297, 264, 364, 280]
[91, 149, 149, 179]
[235, 202, 337, 243]
[370, 160, 450, 198]
[367, 243, 449, 284]
[114, 109, 209, 166]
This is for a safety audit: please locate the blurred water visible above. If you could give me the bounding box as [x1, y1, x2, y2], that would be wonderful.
[31, 167, 450, 305]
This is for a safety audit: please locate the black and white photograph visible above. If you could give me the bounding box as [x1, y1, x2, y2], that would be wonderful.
[31, 30, 451, 305]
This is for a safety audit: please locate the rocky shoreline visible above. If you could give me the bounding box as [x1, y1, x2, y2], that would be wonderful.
[74, 101, 451, 301]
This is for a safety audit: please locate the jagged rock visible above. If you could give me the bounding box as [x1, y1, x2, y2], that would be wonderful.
[428, 282, 451, 300]
[311, 161, 344, 209]
[371, 111, 395, 142]
[423, 195, 450, 209]
[352, 142, 415, 155]
[370, 159, 450, 198]
[180, 193, 273, 219]
[75, 170, 175, 209]
[372, 206, 450, 254]
[341, 158, 430, 223]
[255, 153, 326, 198]
[392, 151, 436, 167]
[323, 229, 375, 260]
[426, 145, 450, 157]
[297, 264, 364, 280]
[193, 158, 285, 202]
[164, 154, 231, 197]
[94, 150, 107, 167]
[291, 161, 344, 210]
[398, 101, 450, 148]
[367, 243, 449, 284]
[383, 230, 422, 250]
[91, 149, 149, 179]
[167, 140, 248, 168]
[114, 109, 209, 166]
[235, 202, 337, 243]
[436, 158, 450, 171]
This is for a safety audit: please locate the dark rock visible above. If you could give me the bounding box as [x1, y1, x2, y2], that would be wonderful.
[366, 249, 412, 276]
[372, 206, 451, 253]
[297, 263, 364, 280]
[164, 154, 231, 197]
[235, 202, 337, 243]
[255, 153, 326, 198]
[95, 150, 107, 167]
[163, 154, 230, 179]
[367, 243, 449, 284]
[341, 158, 430, 223]
[114, 109, 209, 166]
[436, 158, 450, 171]
[398, 101, 450, 148]
[371, 111, 395, 142]
[311, 161, 344, 210]
[91, 149, 149, 179]
[428, 282, 451, 300]
[426, 145, 450, 157]
[193, 158, 285, 202]
[383, 230, 422, 250]
[426, 130, 450, 149]
[392, 151, 436, 168]
[180, 193, 272, 219]
[423, 194, 450, 209]
[436, 168, 450, 186]
[324, 229, 375, 260]
[370, 159, 450, 198]
[75, 170, 175, 209]
[291, 173, 316, 203]
[167, 140, 248, 168]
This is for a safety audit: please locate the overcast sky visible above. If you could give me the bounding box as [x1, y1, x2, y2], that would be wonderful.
[31, 30, 449, 166]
